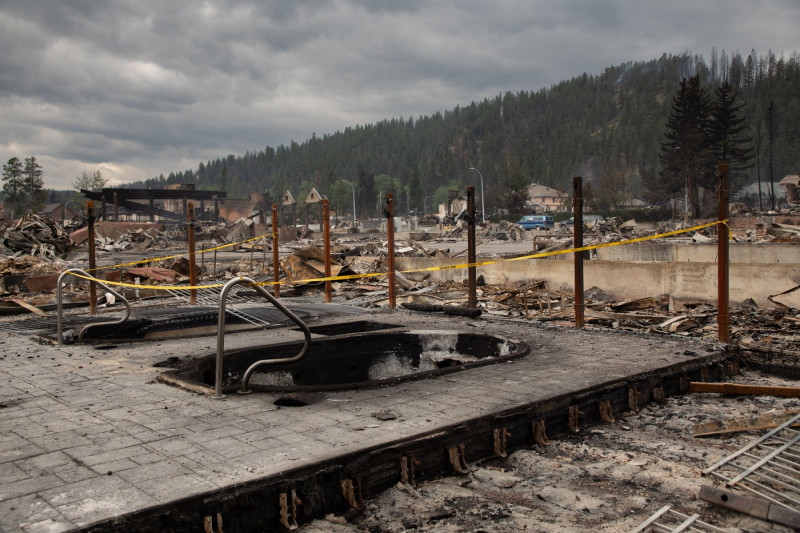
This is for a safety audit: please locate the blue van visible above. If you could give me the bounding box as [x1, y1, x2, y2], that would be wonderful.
[516, 215, 554, 230]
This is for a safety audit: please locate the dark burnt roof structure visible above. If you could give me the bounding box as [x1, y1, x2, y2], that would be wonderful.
[81, 187, 227, 221]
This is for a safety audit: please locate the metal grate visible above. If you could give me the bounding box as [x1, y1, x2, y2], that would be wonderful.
[632, 505, 726, 532]
[166, 286, 256, 306]
[166, 287, 274, 327]
[703, 412, 800, 513]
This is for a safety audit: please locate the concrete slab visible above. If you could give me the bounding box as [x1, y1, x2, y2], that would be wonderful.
[0, 306, 727, 532]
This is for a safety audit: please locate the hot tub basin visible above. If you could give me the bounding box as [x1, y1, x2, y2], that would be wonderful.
[161, 329, 529, 393]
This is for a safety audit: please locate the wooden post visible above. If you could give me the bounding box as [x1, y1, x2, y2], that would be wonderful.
[87, 201, 97, 315]
[188, 202, 197, 305]
[385, 194, 396, 309]
[272, 203, 280, 298]
[717, 163, 730, 343]
[466, 186, 477, 308]
[572, 177, 584, 329]
[323, 199, 332, 303]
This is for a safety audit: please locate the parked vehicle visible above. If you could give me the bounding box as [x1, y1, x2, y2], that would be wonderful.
[516, 215, 555, 230]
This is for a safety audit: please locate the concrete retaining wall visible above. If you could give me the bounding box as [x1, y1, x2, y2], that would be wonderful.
[396, 250, 800, 306]
[595, 243, 799, 264]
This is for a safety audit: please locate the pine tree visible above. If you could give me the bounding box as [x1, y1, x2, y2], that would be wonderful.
[709, 80, 753, 183]
[659, 75, 714, 217]
[219, 164, 228, 192]
[356, 169, 374, 218]
[23, 157, 44, 215]
[2, 157, 24, 220]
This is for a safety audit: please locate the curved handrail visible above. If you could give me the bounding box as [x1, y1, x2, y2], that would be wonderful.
[215, 277, 311, 398]
[57, 269, 131, 345]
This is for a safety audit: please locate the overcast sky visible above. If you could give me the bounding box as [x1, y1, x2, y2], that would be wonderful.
[1, 1, 797, 190]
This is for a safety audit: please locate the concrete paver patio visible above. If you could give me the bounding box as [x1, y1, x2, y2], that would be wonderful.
[0, 306, 725, 531]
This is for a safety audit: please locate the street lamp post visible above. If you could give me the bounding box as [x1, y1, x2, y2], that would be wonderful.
[467, 168, 486, 224]
[423, 195, 431, 216]
[342, 179, 357, 227]
[64, 200, 81, 224]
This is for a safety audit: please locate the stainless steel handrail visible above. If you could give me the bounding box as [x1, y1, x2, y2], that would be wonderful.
[56, 268, 131, 345]
[215, 277, 311, 398]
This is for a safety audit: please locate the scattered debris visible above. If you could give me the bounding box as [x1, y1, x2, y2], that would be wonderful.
[300, 370, 800, 532]
[693, 408, 800, 437]
[702, 412, 800, 529]
[372, 409, 398, 421]
[700, 485, 800, 530]
[0, 214, 72, 259]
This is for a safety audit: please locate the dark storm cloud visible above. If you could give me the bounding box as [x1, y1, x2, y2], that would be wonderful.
[0, 0, 796, 188]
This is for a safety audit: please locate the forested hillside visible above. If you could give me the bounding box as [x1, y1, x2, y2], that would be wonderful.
[130, 50, 799, 218]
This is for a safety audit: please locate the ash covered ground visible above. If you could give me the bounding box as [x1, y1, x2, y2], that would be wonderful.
[302, 370, 798, 532]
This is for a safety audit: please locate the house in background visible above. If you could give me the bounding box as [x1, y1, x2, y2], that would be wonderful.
[40, 203, 82, 223]
[526, 184, 568, 212]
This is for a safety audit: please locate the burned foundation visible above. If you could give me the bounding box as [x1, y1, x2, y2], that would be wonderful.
[78, 321, 730, 533]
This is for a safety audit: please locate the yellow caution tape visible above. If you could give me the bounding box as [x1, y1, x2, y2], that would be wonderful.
[67, 220, 728, 291]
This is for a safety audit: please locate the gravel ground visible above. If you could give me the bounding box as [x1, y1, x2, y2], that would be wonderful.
[300, 370, 799, 532]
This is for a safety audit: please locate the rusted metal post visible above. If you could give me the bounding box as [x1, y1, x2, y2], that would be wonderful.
[717, 163, 730, 343]
[572, 177, 584, 328]
[87, 201, 97, 315]
[466, 186, 477, 308]
[385, 193, 396, 309]
[323, 199, 332, 303]
[188, 202, 197, 305]
[272, 203, 280, 298]
[113, 192, 119, 221]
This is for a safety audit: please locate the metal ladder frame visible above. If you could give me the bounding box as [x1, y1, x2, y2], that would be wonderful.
[703, 412, 800, 513]
[56, 268, 131, 345]
[215, 277, 311, 398]
[632, 505, 726, 532]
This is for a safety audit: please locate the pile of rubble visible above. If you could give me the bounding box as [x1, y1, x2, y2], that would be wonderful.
[420, 278, 800, 368]
[0, 214, 72, 259]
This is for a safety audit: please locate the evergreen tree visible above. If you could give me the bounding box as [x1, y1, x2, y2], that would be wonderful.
[2, 157, 24, 220]
[23, 157, 45, 214]
[407, 168, 423, 214]
[658, 75, 714, 217]
[709, 80, 753, 187]
[500, 156, 529, 214]
[356, 169, 375, 219]
[219, 164, 228, 192]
